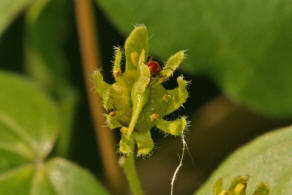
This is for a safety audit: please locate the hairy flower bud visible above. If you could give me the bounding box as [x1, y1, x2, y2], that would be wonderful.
[93, 25, 188, 156]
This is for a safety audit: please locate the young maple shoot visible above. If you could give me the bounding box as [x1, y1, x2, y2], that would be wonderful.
[93, 25, 188, 156]
[213, 176, 270, 195]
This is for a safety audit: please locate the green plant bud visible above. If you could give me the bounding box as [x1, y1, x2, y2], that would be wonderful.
[252, 183, 270, 195]
[228, 175, 248, 194]
[213, 178, 223, 195]
[93, 25, 189, 155]
[213, 176, 270, 195]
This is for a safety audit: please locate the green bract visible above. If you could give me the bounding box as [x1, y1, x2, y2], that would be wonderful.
[213, 176, 269, 195]
[93, 25, 188, 156]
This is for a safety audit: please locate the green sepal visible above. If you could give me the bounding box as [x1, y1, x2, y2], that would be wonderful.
[156, 117, 187, 136]
[124, 25, 149, 71]
[132, 50, 149, 94]
[133, 131, 154, 156]
[127, 50, 150, 138]
[158, 50, 185, 83]
[165, 76, 188, 115]
[109, 79, 133, 121]
[102, 88, 113, 111]
[119, 127, 134, 154]
[112, 47, 122, 80]
[92, 70, 110, 97]
[105, 114, 122, 129]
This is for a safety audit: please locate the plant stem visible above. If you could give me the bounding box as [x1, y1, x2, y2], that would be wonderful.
[119, 141, 144, 195]
[74, 0, 124, 193]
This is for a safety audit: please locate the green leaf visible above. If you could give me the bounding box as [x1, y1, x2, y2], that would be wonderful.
[33, 158, 109, 195]
[0, 0, 34, 38]
[0, 71, 108, 195]
[24, 0, 78, 156]
[195, 125, 292, 195]
[96, 0, 292, 117]
[0, 72, 58, 161]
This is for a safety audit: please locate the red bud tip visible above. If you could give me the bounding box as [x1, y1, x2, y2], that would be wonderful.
[147, 60, 161, 74]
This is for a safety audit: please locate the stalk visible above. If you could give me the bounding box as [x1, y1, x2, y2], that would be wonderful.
[119, 140, 144, 195]
[74, 0, 124, 193]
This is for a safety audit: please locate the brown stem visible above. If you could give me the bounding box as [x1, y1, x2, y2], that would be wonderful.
[74, 0, 124, 193]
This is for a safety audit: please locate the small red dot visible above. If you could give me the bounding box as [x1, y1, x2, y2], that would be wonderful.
[147, 60, 161, 74]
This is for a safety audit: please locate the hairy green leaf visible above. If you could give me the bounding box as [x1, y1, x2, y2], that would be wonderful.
[195, 125, 292, 195]
[96, 0, 292, 117]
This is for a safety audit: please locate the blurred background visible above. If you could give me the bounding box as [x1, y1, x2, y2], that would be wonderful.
[1, 0, 292, 194]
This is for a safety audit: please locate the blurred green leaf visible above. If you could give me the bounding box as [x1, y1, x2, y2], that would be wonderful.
[0, 0, 34, 38]
[0, 71, 108, 195]
[25, 0, 78, 156]
[33, 158, 109, 195]
[195, 125, 292, 195]
[96, 0, 292, 117]
[0, 71, 58, 162]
